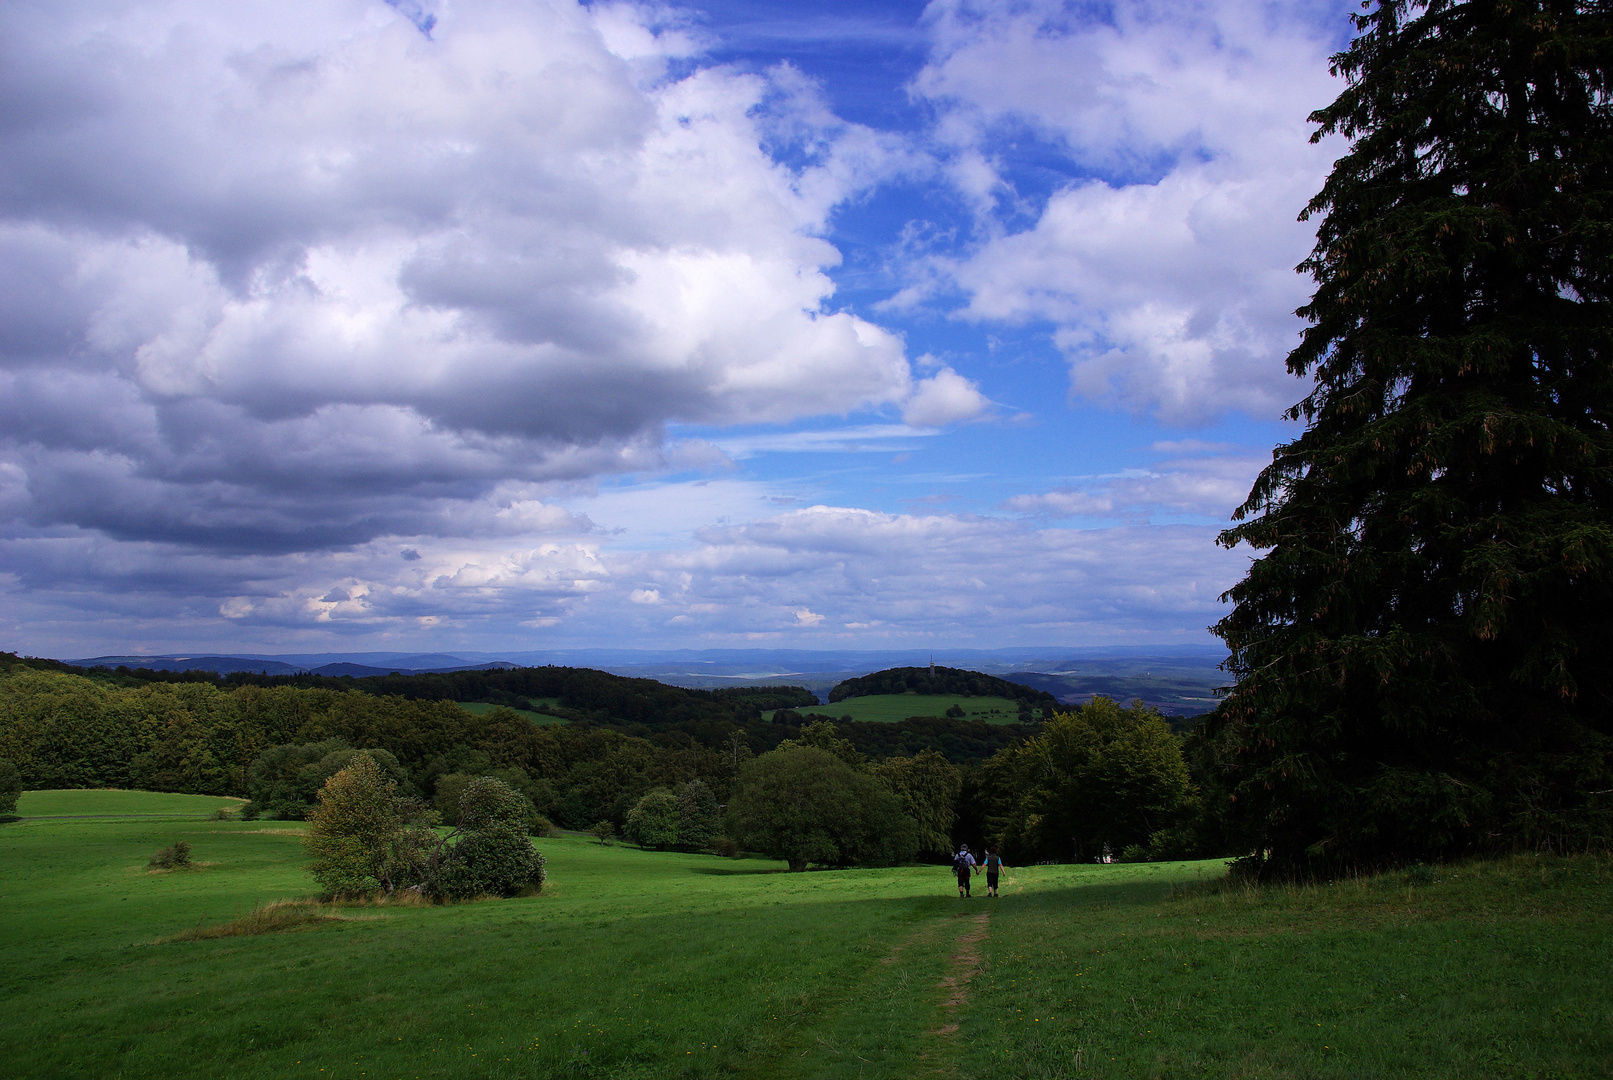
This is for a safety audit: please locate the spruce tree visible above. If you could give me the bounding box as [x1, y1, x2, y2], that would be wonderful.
[1210, 0, 1613, 872]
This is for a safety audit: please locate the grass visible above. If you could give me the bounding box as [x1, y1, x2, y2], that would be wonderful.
[965, 858, 1613, 1079]
[455, 700, 568, 725]
[165, 899, 367, 941]
[16, 788, 246, 817]
[774, 693, 1034, 724]
[1, 790, 1608, 1079]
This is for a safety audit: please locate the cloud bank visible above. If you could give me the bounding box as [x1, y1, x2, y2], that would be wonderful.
[0, 0, 1349, 653]
[0, 0, 981, 555]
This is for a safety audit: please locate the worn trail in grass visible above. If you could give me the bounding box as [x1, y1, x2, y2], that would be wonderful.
[3, 791, 1609, 1079]
[2, 791, 1107, 1080]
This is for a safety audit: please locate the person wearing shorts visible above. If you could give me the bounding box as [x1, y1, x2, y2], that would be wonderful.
[952, 845, 977, 897]
[983, 846, 1003, 897]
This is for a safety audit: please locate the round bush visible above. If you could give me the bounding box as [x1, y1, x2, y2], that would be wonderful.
[436, 826, 540, 900]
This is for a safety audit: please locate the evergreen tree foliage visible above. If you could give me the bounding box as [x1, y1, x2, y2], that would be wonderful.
[1211, 0, 1613, 871]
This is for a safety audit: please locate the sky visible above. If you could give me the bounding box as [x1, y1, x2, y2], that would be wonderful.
[0, 0, 1358, 657]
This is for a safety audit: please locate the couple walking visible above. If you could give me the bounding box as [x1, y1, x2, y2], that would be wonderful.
[951, 844, 1002, 898]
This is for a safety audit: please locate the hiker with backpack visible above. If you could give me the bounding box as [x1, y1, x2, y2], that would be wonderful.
[952, 844, 977, 898]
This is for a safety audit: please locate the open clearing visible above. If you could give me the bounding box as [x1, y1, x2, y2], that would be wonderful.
[14, 788, 245, 818]
[455, 700, 568, 725]
[773, 694, 1031, 724]
[1, 790, 1608, 1079]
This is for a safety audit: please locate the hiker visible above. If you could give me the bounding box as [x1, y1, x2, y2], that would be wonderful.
[983, 846, 1003, 897]
[952, 844, 977, 898]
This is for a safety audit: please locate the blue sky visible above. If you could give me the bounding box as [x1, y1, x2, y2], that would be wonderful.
[0, 0, 1357, 656]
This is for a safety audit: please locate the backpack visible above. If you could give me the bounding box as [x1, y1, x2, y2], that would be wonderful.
[952, 851, 970, 873]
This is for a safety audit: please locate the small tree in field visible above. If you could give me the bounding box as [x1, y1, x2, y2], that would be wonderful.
[726, 746, 918, 871]
[591, 820, 616, 845]
[435, 777, 544, 900]
[307, 761, 543, 900]
[304, 754, 400, 898]
[625, 789, 679, 849]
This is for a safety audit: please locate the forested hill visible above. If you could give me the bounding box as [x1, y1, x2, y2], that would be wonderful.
[829, 666, 1058, 707]
[252, 665, 821, 724]
[34, 656, 819, 725]
[0, 655, 1037, 831]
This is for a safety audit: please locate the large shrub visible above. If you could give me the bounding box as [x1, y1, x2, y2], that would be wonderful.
[624, 789, 679, 849]
[726, 746, 918, 871]
[304, 762, 542, 901]
[435, 777, 544, 899]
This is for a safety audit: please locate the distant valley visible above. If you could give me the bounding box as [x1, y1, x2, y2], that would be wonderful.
[67, 645, 1227, 716]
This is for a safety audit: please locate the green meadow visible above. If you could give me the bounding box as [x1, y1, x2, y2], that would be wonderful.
[2, 790, 1609, 1080]
[14, 788, 245, 817]
[454, 701, 568, 725]
[775, 693, 1030, 724]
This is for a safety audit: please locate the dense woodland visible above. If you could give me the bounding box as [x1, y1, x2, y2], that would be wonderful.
[0, 653, 1205, 864]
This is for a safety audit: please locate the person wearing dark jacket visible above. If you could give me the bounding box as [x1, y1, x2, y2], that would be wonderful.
[952, 845, 977, 897]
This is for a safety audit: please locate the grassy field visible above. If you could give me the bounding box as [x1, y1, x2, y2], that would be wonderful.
[773, 693, 1032, 724]
[455, 700, 568, 725]
[15, 788, 246, 817]
[1, 790, 1608, 1079]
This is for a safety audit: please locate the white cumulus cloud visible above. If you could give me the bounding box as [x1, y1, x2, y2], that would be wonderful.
[910, 0, 1350, 422]
[0, 0, 927, 553]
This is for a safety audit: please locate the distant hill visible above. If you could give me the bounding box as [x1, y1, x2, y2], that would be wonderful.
[829, 666, 1058, 708]
[72, 655, 306, 676]
[71, 655, 518, 677]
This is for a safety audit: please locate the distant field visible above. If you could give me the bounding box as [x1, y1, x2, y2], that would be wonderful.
[15, 789, 245, 817]
[455, 699, 568, 724]
[1010, 659, 1227, 717]
[2, 789, 1608, 1079]
[773, 693, 1032, 725]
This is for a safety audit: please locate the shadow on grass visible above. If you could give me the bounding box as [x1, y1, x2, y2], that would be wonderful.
[688, 865, 788, 876]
